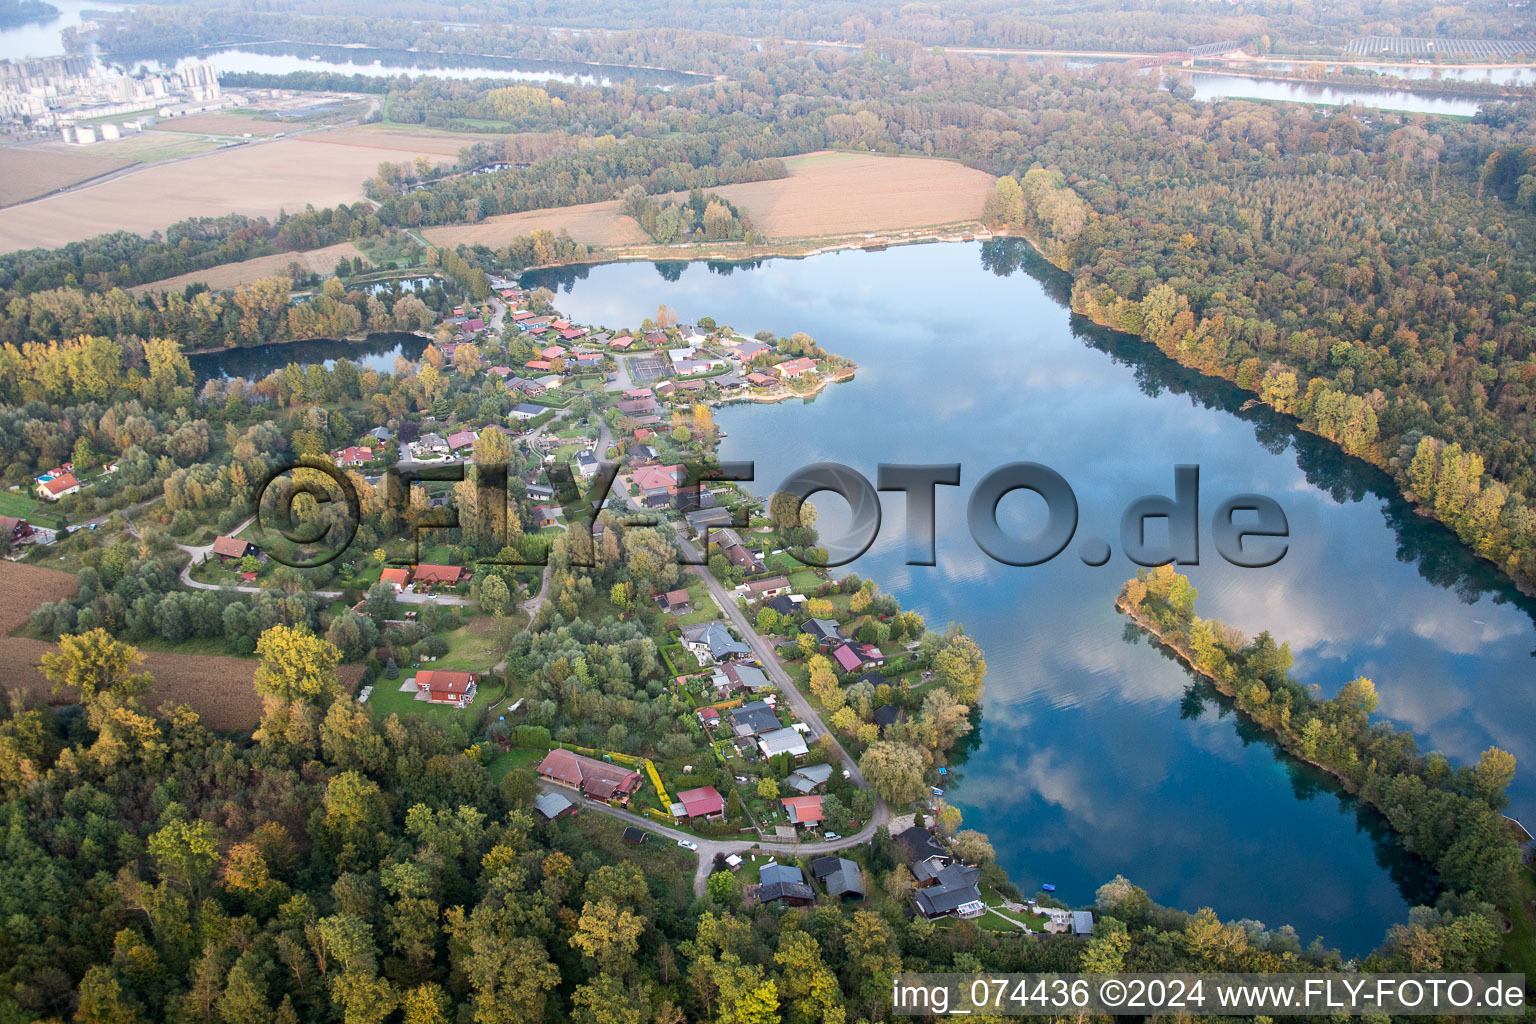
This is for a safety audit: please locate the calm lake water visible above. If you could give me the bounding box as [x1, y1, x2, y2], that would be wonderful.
[1171, 69, 1486, 115]
[187, 331, 426, 382]
[523, 242, 1536, 954]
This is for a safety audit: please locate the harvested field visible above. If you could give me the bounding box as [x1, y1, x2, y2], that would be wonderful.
[703, 151, 994, 239]
[0, 561, 360, 731]
[0, 137, 456, 253]
[0, 146, 134, 207]
[315, 124, 498, 156]
[151, 112, 289, 137]
[131, 241, 369, 295]
[422, 199, 648, 249]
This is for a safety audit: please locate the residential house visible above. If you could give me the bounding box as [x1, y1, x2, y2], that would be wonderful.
[775, 357, 818, 378]
[559, 327, 587, 341]
[810, 856, 866, 902]
[722, 543, 765, 574]
[673, 786, 725, 821]
[412, 564, 466, 587]
[534, 792, 574, 820]
[488, 365, 513, 378]
[416, 432, 449, 455]
[765, 594, 803, 617]
[873, 704, 902, 735]
[632, 464, 685, 494]
[913, 863, 985, 919]
[657, 589, 692, 614]
[757, 863, 814, 906]
[379, 567, 411, 591]
[616, 398, 659, 416]
[729, 339, 770, 363]
[414, 670, 478, 708]
[365, 426, 392, 444]
[730, 700, 781, 739]
[1072, 911, 1095, 935]
[713, 662, 771, 694]
[759, 727, 809, 760]
[446, 429, 477, 452]
[749, 576, 792, 598]
[536, 748, 643, 803]
[747, 371, 778, 388]
[800, 618, 842, 647]
[525, 359, 554, 372]
[575, 451, 600, 479]
[849, 642, 885, 667]
[509, 377, 545, 396]
[0, 516, 33, 545]
[686, 510, 737, 537]
[830, 644, 864, 674]
[779, 794, 823, 826]
[626, 443, 658, 465]
[333, 445, 374, 467]
[642, 486, 672, 509]
[36, 473, 81, 501]
[509, 402, 547, 421]
[609, 335, 635, 349]
[532, 505, 558, 528]
[526, 482, 555, 502]
[697, 706, 721, 728]
[895, 826, 952, 879]
[643, 331, 667, 346]
[786, 763, 834, 794]
[533, 374, 563, 390]
[211, 535, 256, 561]
[681, 622, 753, 665]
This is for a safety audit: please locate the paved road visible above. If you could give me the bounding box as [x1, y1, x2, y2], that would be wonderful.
[672, 526, 868, 790]
[542, 783, 889, 897]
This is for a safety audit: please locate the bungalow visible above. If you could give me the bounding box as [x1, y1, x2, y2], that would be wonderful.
[610, 335, 635, 349]
[36, 473, 81, 501]
[621, 387, 653, 400]
[574, 352, 603, 369]
[550, 319, 571, 330]
[525, 481, 555, 502]
[775, 357, 818, 378]
[716, 373, 748, 391]
[913, 863, 985, 919]
[413, 563, 466, 587]
[722, 543, 765, 574]
[643, 331, 667, 346]
[761, 862, 804, 887]
[681, 622, 752, 664]
[517, 316, 553, 333]
[850, 642, 885, 667]
[632, 464, 685, 494]
[509, 402, 547, 421]
[616, 398, 659, 416]
[687, 508, 734, 535]
[536, 748, 644, 803]
[674, 786, 725, 821]
[461, 318, 486, 332]
[446, 429, 477, 452]
[697, 705, 722, 728]
[626, 443, 659, 465]
[533, 374, 564, 390]
[0, 516, 34, 545]
[657, 588, 692, 614]
[747, 576, 791, 598]
[730, 339, 770, 363]
[634, 428, 656, 442]
[759, 727, 810, 760]
[747, 371, 778, 388]
[525, 359, 554, 372]
[559, 327, 587, 341]
[539, 345, 563, 360]
[642, 487, 672, 509]
[730, 700, 781, 738]
[534, 792, 574, 820]
[211, 535, 257, 561]
[758, 877, 816, 906]
[810, 856, 866, 902]
[532, 505, 558, 528]
[873, 704, 902, 735]
[800, 618, 842, 647]
[376, 567, 409, 592]
[488, 365, 514, 378]
[856, 671, 890, 689]
[830, 644, 863, 674]
[714, 662, 771, 694]
[779, 794, 823, 826]
[365, 426, 392, 444]
[509, 377, 545, 396]
[415, 670, 478, 708]
[333, 445, 374, 467]
[511, 309, 538, 322]
[786, 763, 834, 795]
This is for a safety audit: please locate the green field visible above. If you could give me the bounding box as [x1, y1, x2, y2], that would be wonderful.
[0, 491, 41, 518]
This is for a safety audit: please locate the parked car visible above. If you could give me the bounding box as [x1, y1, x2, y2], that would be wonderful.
[677, 839, 698, 851]
[823, 832, 841, 842]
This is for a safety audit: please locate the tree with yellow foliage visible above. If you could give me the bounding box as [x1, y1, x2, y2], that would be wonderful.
[253, 625, 342, 706]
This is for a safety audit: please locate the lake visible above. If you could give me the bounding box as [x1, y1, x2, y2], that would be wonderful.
[522, 242, 1536, 954]
[1170, 69, 1486, 116]
[187, 331, 427, 382]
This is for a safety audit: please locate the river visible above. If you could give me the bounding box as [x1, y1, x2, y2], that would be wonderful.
[520, 241, 1536, 954]
[1172, 69, 1487, 116]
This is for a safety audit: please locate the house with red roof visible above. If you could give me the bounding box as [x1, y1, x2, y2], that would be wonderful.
[415, 670, 478, 708]
[781, 795, 824, 827]
[675, 786, 726, 821]
[632, 464, 685, 494]
[775, 357, 818, 378]
[609, 335, 635, 349]
[413, 564, 466, 587]
[36, 473, 81, 501]
[447, 429, 477, 452]
[697, 706, 721, 728]
[0, 516, 33, 545]
[536, 749, 643, 803]
[211, 535, 257, 561]
[525, 359, 554, 371]
[379, 566, 411, 591]
[333, 445, 374, 467]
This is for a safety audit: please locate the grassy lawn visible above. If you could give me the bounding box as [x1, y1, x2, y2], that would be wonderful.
[433, 617, 511, 671]
[671, 578, 721, 626]
[786, 569, 823, 593]
[0, 491, 46, 519]
[488, 746, 547, 781]
[1500, 866, 1536, 976]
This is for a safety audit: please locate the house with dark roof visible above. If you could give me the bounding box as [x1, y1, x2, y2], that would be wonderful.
[622, 826, 648, 844]
[509, 402, 547, 420]
[730, 700, 781, 739]
[758, 880, 815, 906]
[714, 662, 771, 694]
[760, 863, 804, 887]
[912, 863, 985, 919]
[534, 792, 574, 819]
[895, 826, 952, 873]
[873, 704, 902, 735]
[765, 594, 802, 617]
[811, 857, 865, 901]
[680, 622, 752, 664]
[856, 671, 890, 689]
[800, 618, 842, 646]
[686, 506, 733, 532]
[722, 543, 765, 573]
